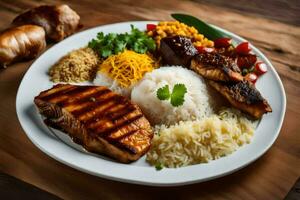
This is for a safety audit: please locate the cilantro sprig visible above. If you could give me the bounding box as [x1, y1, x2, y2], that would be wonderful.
[157, 83, 187, 107]
[88, 25, 156, 58]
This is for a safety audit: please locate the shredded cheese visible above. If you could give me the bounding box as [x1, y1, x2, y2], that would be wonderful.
[99, 50, 158, 88]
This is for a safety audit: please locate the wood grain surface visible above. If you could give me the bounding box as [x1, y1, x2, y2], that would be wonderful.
[0, 0, 299, 199]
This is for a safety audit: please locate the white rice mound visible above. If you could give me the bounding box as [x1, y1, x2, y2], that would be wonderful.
[146, 109, 255, 168]
[131, 66, 213, 126]
[93, 72, 132, 97]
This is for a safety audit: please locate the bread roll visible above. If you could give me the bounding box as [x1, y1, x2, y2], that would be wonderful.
[0, 25, 46, 67]
[12, 5, 80, 42]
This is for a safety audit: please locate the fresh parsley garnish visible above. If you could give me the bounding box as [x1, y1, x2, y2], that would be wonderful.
[170, 84, 187, 107]
[155, 163, 163, 171]
[156, 83, 187, 107]
[88, 25, 156, 58]
[157, 85, 170, 100]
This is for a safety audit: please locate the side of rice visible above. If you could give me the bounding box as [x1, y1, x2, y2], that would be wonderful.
[49, 47, 99, 82]
[93, 72, 132, 97]
[131, 66, 213, 126]
[146, 109, 255, 168]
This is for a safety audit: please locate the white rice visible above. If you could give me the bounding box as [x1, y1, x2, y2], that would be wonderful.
[146, 109, 255, 168]
[131, 66, 213, 126]
[93, 72, 132, 97]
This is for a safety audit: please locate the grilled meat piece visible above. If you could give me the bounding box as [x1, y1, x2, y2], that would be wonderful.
[191, 52, 243, 82]
[160, 36, 198, 67]
[160, 36, 243, 82]
[208, 80, 272, 119]
[12, 5, 80, 42]
[160, 35, 271, 118]
[34, 84, 153, 163]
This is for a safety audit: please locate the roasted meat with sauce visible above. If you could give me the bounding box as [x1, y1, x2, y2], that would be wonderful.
[12, 5, 80, 42]
[160, 35, 271, 118]
[160, 36, 243, 82]
[208, 80, 272, 119]
[34, 84, 153, 163]
[160, 36, 198, 67]
[191, 52, 244, 82]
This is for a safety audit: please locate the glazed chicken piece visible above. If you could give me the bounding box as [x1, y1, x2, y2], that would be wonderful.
[12, 5, 80, 42]
[191, 52, 244, 82]
[160, 36, 271, 118]
[160, 36, 243, 82]
[208, 80, 272, 119]
[160, 36, 198, 67]
[34, 84, 154, 163]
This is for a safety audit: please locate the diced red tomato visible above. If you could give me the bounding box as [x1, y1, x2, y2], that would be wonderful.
[146, 24, 157, 31]
[214, 38, 232, 48]
[196, 46, 214, 53]
[235, 42, 251, 55]
[237, 54, 257, 68]
[245, 73, 258, 84]
[255, 62, 268, 75]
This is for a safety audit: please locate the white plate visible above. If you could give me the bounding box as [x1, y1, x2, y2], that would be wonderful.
[16, 21, 286, 186]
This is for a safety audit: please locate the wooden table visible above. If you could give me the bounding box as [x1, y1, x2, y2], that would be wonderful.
[0, 0, 299, 199]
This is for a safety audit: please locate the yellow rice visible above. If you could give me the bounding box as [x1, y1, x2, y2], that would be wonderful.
[146, 109, 255, 168]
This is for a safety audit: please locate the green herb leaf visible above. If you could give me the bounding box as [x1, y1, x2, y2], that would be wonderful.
[101, 46, 112, 58]
[155, 163, 163, 171]
[156, 84, 187, 107]
[157, 85, 171, 100]
[171, 13, 229, 40]
[170, 83, 187, 107]
[88, 25, 156, 58]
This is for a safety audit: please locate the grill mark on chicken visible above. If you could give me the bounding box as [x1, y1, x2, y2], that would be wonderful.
[88, 109, 143, 134]
[83, 102, 135, 125]
[112, 129, 139, 142]
[67, 91, 117, 115]
[58, 88, 111, 107]
[117, 129, 152, 154]
[78, 100, 121, 123]
[38, 84, 75, 99]
[110, 129, 141, 154]
[41, 85, 93, 102]
[34, 84, 153, 163]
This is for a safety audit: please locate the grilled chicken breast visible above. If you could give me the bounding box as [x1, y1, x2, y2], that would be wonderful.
[208, 80, 272, 119]
[34, 84, 153, 163]
[191, 52, 244, 82]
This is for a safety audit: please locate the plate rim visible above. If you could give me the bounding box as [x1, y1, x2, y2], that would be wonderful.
[16, 21, 286, 186]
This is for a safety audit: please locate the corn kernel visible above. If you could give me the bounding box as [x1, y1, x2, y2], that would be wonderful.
[161, 32, 167, 38]
[152, 21, 214, 48]
[207, 41, 214, 47]
[157, 29, 164, 35]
